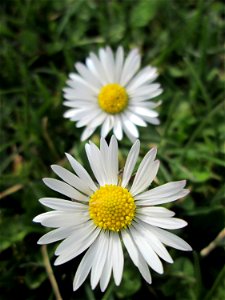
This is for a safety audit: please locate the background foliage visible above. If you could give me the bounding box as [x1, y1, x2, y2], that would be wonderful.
[0, 0, 224, 299]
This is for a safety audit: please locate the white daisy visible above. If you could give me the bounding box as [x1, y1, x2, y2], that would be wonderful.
[33, 136, 192, 292]
[63, 46, 162, 142]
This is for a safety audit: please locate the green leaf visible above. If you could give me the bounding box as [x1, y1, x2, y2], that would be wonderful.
[204, 265, 225, 300]
[0, 215, 33, 252]
[170, 257, 194, 278]
[115, 266, 141, 298]
[162, 258, 196, 299]
[130, 0, 159, 28]
[24, 267, 47, 289]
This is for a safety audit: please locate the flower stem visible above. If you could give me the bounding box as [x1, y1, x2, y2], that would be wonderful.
[41, 245, 63, 300]
[200, 228, 225, 257]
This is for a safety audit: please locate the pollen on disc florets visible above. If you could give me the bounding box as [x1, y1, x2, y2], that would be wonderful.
[89, 184, 136, 232]
[98, 83, 128, 114]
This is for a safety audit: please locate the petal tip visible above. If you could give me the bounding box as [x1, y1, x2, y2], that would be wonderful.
[42, 178, 48, 184]
[37, 237, 45, 245]
[33, 215, 40, 223]
[51, 164, 57, 171]
[73, 281, 79, 292]
[38, 198, 44, 204]
[187, 245, 193, 251]
[135, 139, 140, 146]
[65, 152, 71, 160]
[182, 242, 193, 252]
[54, 258, 61, 266]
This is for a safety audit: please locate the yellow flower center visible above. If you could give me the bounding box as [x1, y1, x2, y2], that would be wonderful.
[89, 184, 136, 232]
[98, 83, 128, 114]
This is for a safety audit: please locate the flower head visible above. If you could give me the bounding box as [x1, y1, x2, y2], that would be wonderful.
[34, 137, 192, 291]
[63, 46, 162, 141]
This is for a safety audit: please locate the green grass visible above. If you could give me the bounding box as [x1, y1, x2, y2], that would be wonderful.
[0, 0, 224, 299]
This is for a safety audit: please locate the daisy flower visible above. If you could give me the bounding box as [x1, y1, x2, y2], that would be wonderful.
[33, 136, 192, 292]
[63, 46, 162, 142]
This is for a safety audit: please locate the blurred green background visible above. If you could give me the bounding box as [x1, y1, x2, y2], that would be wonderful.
[0, 0, 224, 299]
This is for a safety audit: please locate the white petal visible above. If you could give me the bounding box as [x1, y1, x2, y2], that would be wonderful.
[62, 87, 75, 94]
[75, 62, 101, 88]
[63, 93, 95, 103]
[132, 107, 159, 118]
[99, 137, 113, 184]
[120, 49, 140, 86]
[142, 116, 160, 125]
[43, 178, 88, 202]
[39, 197, 87, 211]
[115, 46, 124, 83]
[101, 116, 114, 138]
[69, 73, 98, 94]
[85, 57, 104, 85]
[121, 230, 139, 266]
[63, 87, 96, 101]
[85, 143, 106, 186]
[133, 221, 173, 264]
[94, 136, 118, 185]
[151, 180, 187, 195]
[88, 112, 106, 129]
[136, 207, 175, 218]
[113, 115, 123, 140]
[130, 89, 163, 102]
[37, 226, 76, 245]
[135, 180, 187, 198]
[121, 140, 140, 188]
[125, 111, 147, 127]
[67, 111, 87, 122]
[127, 66, 158, 92]
[135, 180, 189, 205]
[33, 211, 88, 228]
[112, 233, 124, 286]
[91, 231, 109, 289]
[65, 153, 97, 191]
[89, 52, 108, 85]
[130, 150, 159, 196]
[145, 224, 192, 251]
[121, 230, 152, 284]
[129, 227, 163, 274]
[100, 232, 114, 291]
[63, 108, 79, 118]
[54, 225, 101, 265]
[100, 137, 109, 165]
[129, 83, 161, 98]
[131, 93, 163, 104]
[108, 135, 118, 185]
[105, 46, 116, 82]
[75, 109, 102, 128]
[138, 215, 187, 229]
[88, 138, 117, 185]
[133, 100, 162, 109]
[67, 107, 98, 122]
[81, 126, 96, 141]
[73, 231, 101, 291]
[55, 221, 93, 255]
[51, 165, 92, 195]
[136, 189, 190, 206]
[63, 100, 94, 108]
[99, 47, 114, 83]
[122, 117, 139, 140]
[122, 122, 137, 142]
